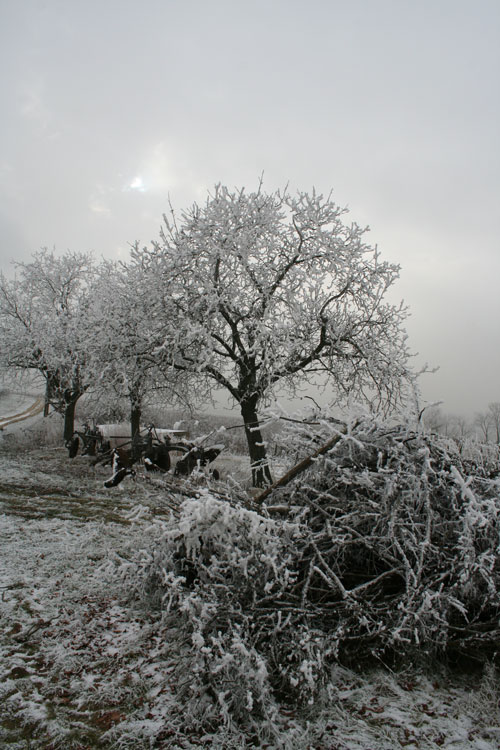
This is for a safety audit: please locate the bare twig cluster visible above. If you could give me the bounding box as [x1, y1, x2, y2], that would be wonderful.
[276, 417, 500, 665]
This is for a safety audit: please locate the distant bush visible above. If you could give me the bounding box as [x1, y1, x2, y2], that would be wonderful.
[117, 414, 500, 730]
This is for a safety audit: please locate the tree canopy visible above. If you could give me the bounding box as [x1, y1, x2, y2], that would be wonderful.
[143, 184, 414, 485]
[85, 257, 190, 442]
[0, 249, 95, 440]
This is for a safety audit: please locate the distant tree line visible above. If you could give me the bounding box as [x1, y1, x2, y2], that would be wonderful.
[423, 403, 500, 446]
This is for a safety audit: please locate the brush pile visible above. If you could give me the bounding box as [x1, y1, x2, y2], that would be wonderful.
[119, 415, 500, 724]
[274, 416, 500, 664]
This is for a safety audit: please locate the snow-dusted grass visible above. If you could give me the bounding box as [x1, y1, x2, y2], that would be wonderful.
[0, 387, 41, 420]
[1, 447, 499, 748]
[0, 388, 62, 455]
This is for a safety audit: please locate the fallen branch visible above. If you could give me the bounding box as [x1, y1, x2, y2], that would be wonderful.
[255, 426, 348, 504]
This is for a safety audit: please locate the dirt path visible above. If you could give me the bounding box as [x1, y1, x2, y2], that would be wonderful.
[0, 396, 44, 430]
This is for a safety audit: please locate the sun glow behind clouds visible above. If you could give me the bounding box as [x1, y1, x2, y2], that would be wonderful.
[123, 142, 179, 196]
[125, 175, 147, 192]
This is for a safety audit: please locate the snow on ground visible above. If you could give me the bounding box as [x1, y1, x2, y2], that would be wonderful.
[1, 445, 499, 748]
[0, 388, 49, 456]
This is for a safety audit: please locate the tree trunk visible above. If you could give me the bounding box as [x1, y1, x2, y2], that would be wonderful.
[240, 398, 273, 488]
[62, 380, 85, 443]
[63, 398, 78, 442]
[44, 377, 51, 417]
[44, 373, 57, 417]
[131, 404, 141, 440]
[130, 396, 142, 461]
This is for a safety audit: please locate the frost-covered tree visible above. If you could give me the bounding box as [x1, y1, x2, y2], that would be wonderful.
[474, 410, 491, 442]
[422, 405, 447, 434]
[85, 257, 188, 446]
[487, 402, 500, 444]
[447, 414, 473, 442]
[472, 404, 500, 445]
[86, 260, 151, 443]
[143, 184, 414, 486]
[0, 249, 95, 440]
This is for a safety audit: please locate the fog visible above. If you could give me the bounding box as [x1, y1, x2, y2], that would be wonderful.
[1, 0, 499, 416]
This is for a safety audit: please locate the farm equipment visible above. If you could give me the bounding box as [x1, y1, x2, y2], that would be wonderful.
[67, 422, 224, 485]
[66, 422, 110, 458]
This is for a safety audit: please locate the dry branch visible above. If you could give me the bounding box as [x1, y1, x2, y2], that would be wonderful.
[255, 425, 348, 504]
[119, 415, 500, 718]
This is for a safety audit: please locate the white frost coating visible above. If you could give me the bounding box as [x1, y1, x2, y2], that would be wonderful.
[1, 445, 500, 748]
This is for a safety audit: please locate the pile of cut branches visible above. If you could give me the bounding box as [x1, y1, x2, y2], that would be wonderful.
[118, 415, 500, 723]
[274, 416, 500, 666]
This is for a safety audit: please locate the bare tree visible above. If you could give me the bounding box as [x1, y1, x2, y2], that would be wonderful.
[143, 184, 415, 486]
[447, 414, 473, 441]
[421, 405, 446, 434]
[474, 411, 491, 442]
[488, 402, 500, 444]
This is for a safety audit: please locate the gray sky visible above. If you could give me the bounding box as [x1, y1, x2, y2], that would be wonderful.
[1, 0, 499, 417]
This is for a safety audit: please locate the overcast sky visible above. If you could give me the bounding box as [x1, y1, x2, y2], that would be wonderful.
[1, 0, 499, 417]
